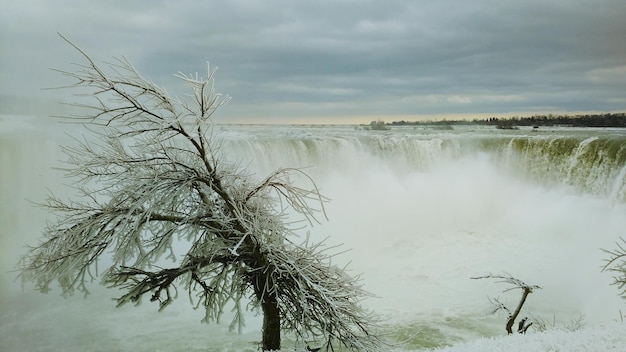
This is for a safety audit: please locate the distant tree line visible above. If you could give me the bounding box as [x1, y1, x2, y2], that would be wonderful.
[388, 112, 626, 128]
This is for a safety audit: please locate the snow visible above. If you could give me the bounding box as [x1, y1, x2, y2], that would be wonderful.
[424, 323, 626, 352]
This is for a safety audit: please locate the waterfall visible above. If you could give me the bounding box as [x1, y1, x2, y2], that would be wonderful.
[218, 125, 626, 203]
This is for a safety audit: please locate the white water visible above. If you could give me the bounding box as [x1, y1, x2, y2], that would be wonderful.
[1, 116, 625, 351]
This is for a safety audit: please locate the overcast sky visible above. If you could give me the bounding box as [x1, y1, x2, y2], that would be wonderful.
[1, 0, 625, 123]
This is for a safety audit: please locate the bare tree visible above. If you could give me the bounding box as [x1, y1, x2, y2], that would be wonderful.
[602, 237, 626, 299]
[18, 35, 384, 352]
[472, 273, 541, 334]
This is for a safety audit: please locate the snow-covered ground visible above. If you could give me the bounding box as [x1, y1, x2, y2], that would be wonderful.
[426, 323, 625, 352]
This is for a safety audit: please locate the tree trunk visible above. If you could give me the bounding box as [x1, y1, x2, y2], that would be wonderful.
[506, 287, 531, 334]
[250, 254, 280, 350]
[261, 290, 281, 351]
[247, 236, 281, 350]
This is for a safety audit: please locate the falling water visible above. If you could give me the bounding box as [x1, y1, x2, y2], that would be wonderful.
[1, 117, 625, 351]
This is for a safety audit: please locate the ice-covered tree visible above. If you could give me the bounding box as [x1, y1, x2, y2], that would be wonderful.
[18, 35, 383, 352]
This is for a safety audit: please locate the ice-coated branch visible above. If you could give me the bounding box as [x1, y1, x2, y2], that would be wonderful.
[472, 273, 541, 334]
[174, 63, 231, 120]
[261, 236, 383, 350]
[472, 273, 541, 293]
[602, 237, 626, 298]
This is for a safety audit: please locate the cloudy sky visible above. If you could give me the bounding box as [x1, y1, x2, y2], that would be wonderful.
[1, 0, 625, 123]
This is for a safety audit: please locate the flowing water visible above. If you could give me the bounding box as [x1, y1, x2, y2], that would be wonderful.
[1, 116, 625, 351]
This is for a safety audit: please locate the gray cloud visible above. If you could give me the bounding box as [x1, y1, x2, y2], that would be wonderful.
[1, 0, 625, 122]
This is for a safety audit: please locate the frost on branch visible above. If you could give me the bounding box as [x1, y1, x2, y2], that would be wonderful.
[17, 34, 384, 351]
[602, 237, 626, 299]
[472, 273, 541, 334]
